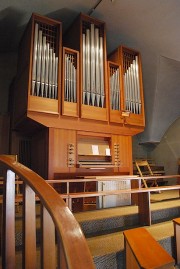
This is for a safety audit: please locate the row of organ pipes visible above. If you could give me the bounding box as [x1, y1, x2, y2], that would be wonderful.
[109, 66, 120, 111]
[64, 53, 77, 103]
[82, 24, 104, 108]
[31, 22, 142, 114]
[123, 53, 141, 114]
[32, 23, 58, 99]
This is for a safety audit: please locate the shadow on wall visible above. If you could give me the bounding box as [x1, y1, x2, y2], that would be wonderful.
[133, 117, 180, 178]
[140, 55, 180, 144]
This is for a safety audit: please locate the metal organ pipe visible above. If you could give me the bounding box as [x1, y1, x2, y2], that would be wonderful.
[95, 28, 100, 107]
[31, 23, 58, 99]
[40, 36, 46, 97]
[82, 34, 86, 104]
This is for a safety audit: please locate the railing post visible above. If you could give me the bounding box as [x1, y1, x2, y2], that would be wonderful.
[23, 184, 36, 269]
[41, 205, 56, 269]
[2, 169, 15, 269]
[57, 239, 68, 269]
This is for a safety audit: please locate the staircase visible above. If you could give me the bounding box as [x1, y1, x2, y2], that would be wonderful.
[12, 190, 180, 268]
[74, 191, 180, 269]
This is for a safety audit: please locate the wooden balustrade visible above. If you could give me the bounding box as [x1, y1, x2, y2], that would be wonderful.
[0, 155, 95, 269]
[47, 175, 180, 225]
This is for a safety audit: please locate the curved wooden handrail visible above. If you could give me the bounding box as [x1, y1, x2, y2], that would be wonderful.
[0, 155, 95, 269]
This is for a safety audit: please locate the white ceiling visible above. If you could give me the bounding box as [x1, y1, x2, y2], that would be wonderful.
[0, 0, 180, 143]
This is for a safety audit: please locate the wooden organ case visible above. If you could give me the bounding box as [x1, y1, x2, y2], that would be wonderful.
[10, 13, 145, 211]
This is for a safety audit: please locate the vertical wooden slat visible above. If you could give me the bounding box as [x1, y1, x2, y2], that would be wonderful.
[23, 184, 36, 269]
[2, 169, 15, 269]
[41, 205, 56, 269]
[57, 239, 68, 269]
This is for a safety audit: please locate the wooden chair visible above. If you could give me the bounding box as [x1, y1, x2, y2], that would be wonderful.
[135, 160, 159, 188]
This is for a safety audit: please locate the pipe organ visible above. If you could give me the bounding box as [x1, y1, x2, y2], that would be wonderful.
[10, 13, 145, 211]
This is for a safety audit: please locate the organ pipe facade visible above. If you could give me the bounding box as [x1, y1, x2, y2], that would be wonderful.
[21, 13, 144, 126]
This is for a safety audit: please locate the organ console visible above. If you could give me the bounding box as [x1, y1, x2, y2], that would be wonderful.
[10, 13, 145, 211]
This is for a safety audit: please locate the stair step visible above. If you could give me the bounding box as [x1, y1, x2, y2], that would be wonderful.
[75, 198, 180, 236]
[74, 191, 180, 268]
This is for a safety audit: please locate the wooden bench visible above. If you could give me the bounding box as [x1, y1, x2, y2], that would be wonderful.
[123, 227, 175, 269]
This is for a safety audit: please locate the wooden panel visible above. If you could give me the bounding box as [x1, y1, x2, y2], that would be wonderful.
[125, 112, 145, 127]
[112, 135, 133, 173]
[81, 105, 108, 121]
[62, 101, 79, 117]
[31, 128, 49, 179]
[118, 135, 132, 172]
[13, 68, 29, 125]
[48, 128, 77, 179]
[28, 95, 59, 114]
[125, 241, 141, 269]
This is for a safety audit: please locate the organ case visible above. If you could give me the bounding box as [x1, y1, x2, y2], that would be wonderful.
[108, 46, 145, 127]
[63, 13, 108, 121]
[15, 13, 62, 119]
